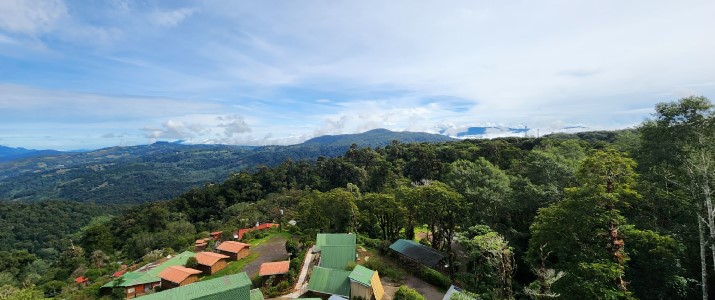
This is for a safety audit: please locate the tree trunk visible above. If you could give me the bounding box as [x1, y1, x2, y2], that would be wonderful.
[699, 217, 709, 300]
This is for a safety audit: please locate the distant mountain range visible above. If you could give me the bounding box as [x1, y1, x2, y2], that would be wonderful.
[0, 129, 455, 204]
[0, 145, 65, 162]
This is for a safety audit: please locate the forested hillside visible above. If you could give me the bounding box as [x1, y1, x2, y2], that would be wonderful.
[0, 129, 453, 204]
[1, 97, 713, 299]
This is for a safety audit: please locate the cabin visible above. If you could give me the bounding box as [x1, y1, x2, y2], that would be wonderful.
[258, 260, 291, 280]
[113, 270, 127, 278]
[216, 241, 251, 261]
[236, 223, 279, 240]
[389, 239, 448, 272]
[195, 251, 230, 275]
[158, 266, 202, 289]
[210, 231, 223, 240]
[136, 272, 258, 300]
[195, 239, 208, 251]
[101, 251, 196, 298]
[314, 233, 356, 252]
[74, 276, 89, 286]
[348, 265, 385, 300]
[307, 266, 351, 298]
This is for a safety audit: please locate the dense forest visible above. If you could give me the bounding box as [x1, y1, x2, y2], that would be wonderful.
[0, 96, 713, 300]
[0, 129, 453, 204]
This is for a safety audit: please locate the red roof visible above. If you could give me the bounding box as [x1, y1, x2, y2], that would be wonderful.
[195, 252, 229, 266]
[216, 241, 250, 253]
[112, 270, 127, 278]
[74, 276, 89, 283]
[236, 223, 279, 240]
[258, 261, 290, 276]
[158, 266, 202, 284]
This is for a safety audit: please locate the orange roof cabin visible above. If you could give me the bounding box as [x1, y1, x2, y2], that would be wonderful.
[158, 266, 202, 289]
[195, 252, 230, 275]
[195, 239, 208, 251]
[113, 270, 127, 278]
[216, 241, 251, 261]
[74, 276, 89, 286]
[210, 231, 223, 240]
[259, 261, 290, 277]
[236, 223, 279, 240]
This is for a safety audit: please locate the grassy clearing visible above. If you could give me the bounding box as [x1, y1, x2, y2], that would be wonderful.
[358, 247, 407, 282]
[248, 231, 291, 246]
[199, 253, 259, 281]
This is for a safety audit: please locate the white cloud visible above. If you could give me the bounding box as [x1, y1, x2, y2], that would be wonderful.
[0, 0, 67, 35]
[217, 115, 251, 137]
[151, 8, 196, 28]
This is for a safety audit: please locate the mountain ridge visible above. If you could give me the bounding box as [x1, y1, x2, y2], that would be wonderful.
[0, 129, 453, 204]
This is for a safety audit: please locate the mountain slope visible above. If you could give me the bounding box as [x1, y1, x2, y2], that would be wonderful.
[0, 129, 454, 204]
[0, 145, 65, 162]
[302, 128, 455, 146]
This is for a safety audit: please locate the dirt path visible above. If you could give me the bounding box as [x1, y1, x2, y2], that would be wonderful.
[242, 236, 290, 278]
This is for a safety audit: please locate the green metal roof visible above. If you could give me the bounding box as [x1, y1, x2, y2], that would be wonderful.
[249, 288, 264, 300]
[319, 245, 356, 270]
[136, 272, 252, 300]
[389, 239, 447, 268]
[307, 267, 351, 297]
[102, 251, 196, 288]
[315, 233, 356, 251]
[348, 265, 375, 287]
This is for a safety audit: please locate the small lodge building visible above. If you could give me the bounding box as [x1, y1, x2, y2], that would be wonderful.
[389, 239, 448, 273]
[74, 276, 89, 286]
[101, 251, 195, 299]
[136, 272, 257, 300]
[195, 252, 230, 275]
[195, 239, 208, 251]
[307, 266, 351, 298]
[258, 260, 291, 279]
[348, 265, 385, 300]
[314, 233, 356, 252]
[157, 266, 202, 289]
[210, 231, 223, 240]
[216, 241, 251, 261]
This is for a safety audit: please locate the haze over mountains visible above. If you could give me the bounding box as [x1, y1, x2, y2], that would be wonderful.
[0, 129, 454, 204]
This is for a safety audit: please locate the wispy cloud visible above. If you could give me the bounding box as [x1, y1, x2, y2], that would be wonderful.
[0, 0, 714, 149]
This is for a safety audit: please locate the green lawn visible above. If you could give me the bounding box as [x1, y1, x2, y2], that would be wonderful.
[199, 253, 259, 281]
[248, 231, 292, 246]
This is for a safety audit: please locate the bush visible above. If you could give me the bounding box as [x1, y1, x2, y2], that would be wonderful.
[185, 257, 199, 269]
[416, 268, 451, 290]
[357, 235, 382, 249]
[363, 258, 405, 282]
[394, 286, 426, 300]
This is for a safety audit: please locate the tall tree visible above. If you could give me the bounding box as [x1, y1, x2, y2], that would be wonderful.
[444, 159, 512, 227]
[528, 149, 639, 299]
[458, 225, 515, 299]
[639, 96, 715, 300]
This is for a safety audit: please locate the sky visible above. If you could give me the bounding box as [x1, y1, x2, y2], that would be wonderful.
[1, 0, 714, 150]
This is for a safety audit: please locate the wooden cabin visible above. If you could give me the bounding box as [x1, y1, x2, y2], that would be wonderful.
[195, 252, 229, 275]
[216, 241, 251, 261]
[158, 266, 202, 289]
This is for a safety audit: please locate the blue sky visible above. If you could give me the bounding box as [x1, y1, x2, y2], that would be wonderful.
[1, 0, 714, 150]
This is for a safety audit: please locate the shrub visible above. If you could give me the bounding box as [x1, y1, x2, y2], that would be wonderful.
[184, 257, 199, 269]
[394, 286, 426, 300]
[357, 235, 382, 249]
[416, 268, 451, 290]
[363, 258, 405, 282]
